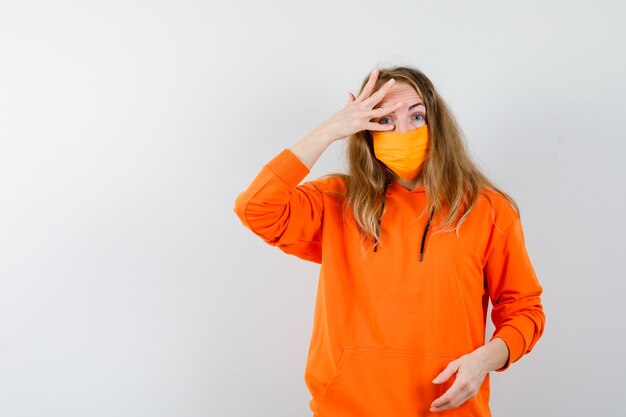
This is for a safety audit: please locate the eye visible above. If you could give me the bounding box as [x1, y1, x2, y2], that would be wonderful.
[378, 114, 425, 124]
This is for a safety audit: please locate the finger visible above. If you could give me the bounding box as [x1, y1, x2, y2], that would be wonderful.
[366, 122, 395, 131]
[355, 68, 378, 101]
[433, 359, 459, 384]
[347, 92, 355, 103]
[362, 78, 396, 108]
[355, 68, 380, 102]
[431, 393, 473, 412]
[369, 101, 403, 117]
[431, 379, 465, 408]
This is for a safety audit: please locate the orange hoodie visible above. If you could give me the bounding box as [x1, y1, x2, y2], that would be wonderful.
[234, 148, 546, 417]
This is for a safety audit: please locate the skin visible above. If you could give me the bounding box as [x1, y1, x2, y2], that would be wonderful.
[289, 68, 401, 169]
[288, 70, 510, 412]
[429, 338, 509, 412]
[371, 81, 428, 191]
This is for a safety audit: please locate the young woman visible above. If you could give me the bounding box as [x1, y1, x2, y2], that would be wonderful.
[233, 65, 546, 417]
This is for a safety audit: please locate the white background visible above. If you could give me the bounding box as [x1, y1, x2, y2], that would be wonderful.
[1, 1, 624, 416]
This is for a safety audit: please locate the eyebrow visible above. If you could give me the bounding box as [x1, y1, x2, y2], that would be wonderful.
[378, 102, 425, 115]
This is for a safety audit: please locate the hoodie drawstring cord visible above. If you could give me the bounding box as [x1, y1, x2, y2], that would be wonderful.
[373, 179, 435, 262]
[419, 205, 435, 261]
[373, 178, 391, 253]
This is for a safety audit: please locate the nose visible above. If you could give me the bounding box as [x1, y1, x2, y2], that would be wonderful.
[394, 118, 410, 133]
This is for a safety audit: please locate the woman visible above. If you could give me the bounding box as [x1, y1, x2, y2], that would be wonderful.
[233, 65, 546, 417]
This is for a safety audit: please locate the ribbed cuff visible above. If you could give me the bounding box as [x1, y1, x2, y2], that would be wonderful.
[490, 325, 526, 372]
[265, 148, 311, 188]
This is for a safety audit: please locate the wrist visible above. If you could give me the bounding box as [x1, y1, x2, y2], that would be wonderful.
[474, 337, 510, 373]
[309, 124, 338, 146]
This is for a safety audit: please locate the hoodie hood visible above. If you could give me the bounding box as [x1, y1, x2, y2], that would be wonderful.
[374, 178, 435, 261]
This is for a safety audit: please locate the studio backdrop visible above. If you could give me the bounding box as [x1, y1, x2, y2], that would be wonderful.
[0, 1, 624, 416]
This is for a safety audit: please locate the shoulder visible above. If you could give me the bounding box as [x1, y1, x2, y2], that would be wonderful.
[301, 174, 348, 196]
[476, 187, 520, 231]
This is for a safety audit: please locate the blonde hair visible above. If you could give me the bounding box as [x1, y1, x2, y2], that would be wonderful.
[319, 65, 520, 256]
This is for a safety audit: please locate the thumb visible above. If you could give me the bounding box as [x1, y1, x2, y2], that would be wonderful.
[347, 92, 355, 103]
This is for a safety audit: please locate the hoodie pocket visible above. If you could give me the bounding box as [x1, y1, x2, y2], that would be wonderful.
[316, 346, 478, 417]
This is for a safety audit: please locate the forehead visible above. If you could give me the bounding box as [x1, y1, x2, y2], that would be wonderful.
[376, 82, 424, 108]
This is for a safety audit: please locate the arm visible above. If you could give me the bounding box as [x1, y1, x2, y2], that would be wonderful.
[234, 68, 401, 261]
[483, 216, 546, 372]
[289, 125, 336, 169]
[233, 130, 335, 263]
[473, 337, 509, 373]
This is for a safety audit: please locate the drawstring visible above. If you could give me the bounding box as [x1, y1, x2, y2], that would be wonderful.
[373, 178, 391, 253]
[420, 205, 435, 261]
[373, 179, 435, 262]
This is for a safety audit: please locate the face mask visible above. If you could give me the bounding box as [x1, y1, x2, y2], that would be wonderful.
[372, 124, 430, 180]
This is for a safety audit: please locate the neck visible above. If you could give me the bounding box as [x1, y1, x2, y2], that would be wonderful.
[396, 175, 424, 191]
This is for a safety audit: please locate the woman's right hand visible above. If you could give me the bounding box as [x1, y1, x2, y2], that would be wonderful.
[319, 68, 404, 143]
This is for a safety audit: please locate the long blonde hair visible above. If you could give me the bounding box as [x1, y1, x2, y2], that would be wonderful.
[319, 65, 520, 255]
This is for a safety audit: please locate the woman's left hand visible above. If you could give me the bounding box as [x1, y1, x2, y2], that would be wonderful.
[429, 350, 488, 413]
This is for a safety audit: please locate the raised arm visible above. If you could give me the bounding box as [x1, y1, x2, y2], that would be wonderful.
[234, 68, 403, 262]
[232, 130, 334, 263]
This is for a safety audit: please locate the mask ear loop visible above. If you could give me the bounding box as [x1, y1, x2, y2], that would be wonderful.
[373, 178, 391, 253]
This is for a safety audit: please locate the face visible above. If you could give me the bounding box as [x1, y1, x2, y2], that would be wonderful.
[373, 82, 427, 133]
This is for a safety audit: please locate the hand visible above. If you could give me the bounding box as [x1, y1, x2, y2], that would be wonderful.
[318, 68, 403, 142]
[429, 351, 488, 413]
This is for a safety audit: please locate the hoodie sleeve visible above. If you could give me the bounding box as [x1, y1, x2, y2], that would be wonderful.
[484, 214, 546, 372]
[233, 148, 324, 264]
